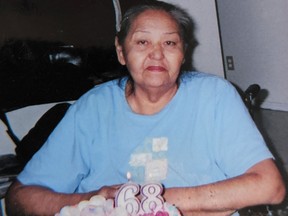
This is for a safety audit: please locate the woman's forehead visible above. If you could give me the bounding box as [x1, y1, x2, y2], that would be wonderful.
[129, 9, 179, 32]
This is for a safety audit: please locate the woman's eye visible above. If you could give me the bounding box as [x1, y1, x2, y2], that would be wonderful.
[165, 41, 176, 46]
[137, 40, 148, 45]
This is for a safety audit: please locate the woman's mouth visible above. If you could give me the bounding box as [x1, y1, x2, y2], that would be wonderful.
[146, 66, 166, 72]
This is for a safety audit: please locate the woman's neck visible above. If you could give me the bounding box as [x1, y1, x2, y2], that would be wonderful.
[126, 82, 178, 115]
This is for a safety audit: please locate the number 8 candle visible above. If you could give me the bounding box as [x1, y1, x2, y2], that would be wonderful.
[115, 172, 141, 215]
[141, 183, 164, 213]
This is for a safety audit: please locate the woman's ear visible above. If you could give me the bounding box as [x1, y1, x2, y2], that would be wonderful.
[115, 37, 126, 65]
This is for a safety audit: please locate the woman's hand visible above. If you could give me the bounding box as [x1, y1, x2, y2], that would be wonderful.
[96, 184, 122, 199]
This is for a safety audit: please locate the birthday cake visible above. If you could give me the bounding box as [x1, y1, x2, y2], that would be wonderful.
[56, 183, 181, 216]
[55, 195, 181, 216]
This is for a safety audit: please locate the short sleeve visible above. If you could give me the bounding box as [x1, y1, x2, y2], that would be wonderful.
[212, 81, 273, 177]
[17, 102, 91, 193]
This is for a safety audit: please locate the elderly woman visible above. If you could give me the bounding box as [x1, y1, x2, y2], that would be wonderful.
[5, 1, 285, 216]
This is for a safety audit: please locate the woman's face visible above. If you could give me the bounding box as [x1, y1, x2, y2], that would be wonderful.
[116, 9, 185, 91]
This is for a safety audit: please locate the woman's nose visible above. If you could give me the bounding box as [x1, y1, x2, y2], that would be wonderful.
[149, 44, 164, 60]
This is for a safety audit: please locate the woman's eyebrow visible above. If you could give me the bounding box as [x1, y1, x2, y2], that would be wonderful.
[133, 30, 180, 35]
[165, 31, 180, 35]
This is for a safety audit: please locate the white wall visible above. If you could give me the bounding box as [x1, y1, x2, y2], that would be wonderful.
[0, 0, 224, 155]
[217, 0, 288, 111]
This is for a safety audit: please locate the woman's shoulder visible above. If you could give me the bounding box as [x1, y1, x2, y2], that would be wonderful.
[83, 78, 125, 97]
[181, 71, 232, 89]
[73, 78, 126, 107]
[180, 71, 239, 102]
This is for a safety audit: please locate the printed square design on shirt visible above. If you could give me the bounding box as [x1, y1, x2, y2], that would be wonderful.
[129, 137, 169, 183]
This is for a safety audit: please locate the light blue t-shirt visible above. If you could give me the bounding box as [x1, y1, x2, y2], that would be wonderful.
[18, 72, 272, 195]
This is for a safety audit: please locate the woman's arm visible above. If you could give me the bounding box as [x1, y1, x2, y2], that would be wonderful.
[5, 180, 120, 216]
[164, 159, 286, 216]
[5, 159, 285, 216]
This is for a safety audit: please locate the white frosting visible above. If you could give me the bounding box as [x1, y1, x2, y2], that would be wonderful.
[56, 195, 181, 216]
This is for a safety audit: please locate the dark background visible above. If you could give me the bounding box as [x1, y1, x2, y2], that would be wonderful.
[2, 0, 112, 47]
[0, 0, 140, 111]
[0, 0, 143, 47]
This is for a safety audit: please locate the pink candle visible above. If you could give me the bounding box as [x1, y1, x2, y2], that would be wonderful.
[115, 173, 166, 214]
[140, 183, 164, 213]
[115, 172, 141, 215]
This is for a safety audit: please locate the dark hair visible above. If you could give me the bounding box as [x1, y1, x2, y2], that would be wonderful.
[117, 0, 198, 72]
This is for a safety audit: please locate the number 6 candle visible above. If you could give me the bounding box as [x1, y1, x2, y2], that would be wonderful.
[115, 172, 141, 215]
